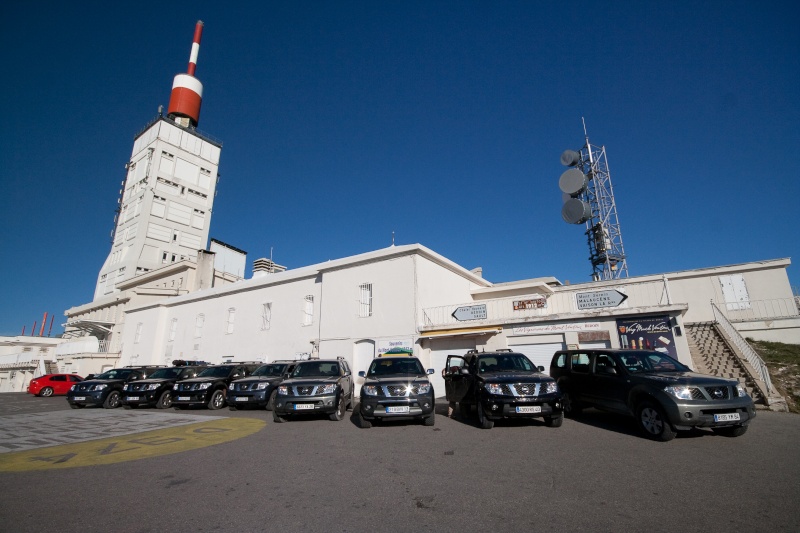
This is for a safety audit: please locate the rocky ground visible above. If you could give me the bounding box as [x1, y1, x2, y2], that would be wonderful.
[749, 339, 800, 413]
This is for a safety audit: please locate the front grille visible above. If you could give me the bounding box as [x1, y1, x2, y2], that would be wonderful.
[176, 383, 206, 391]
[690, 388, 705, 400]
[233, 383, 253, 392]
[704, 386, 730, 400]
[496, 383, 542, 397]
[286, 385, 330, 396]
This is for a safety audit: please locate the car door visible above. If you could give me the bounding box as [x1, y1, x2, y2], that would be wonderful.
[444, 355, 470, 402]
[564, 351, 593, 403]
[587, 353, 628, 414]
[49, 375, 67, 394]
[339, 360, 353, 399]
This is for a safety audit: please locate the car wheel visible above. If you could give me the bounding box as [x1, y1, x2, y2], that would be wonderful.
[477, 405, 494, 429]
[70, 403, 84, 409]
[266, 390, 277, 411]
[156, 391, 172, 409]
[208, 390, 226, 410]
[358, 412, 373, 429]
[562, 391, 582, 417]
[636, 401, 676, 441]
[272, 409, 287, 423]
[545, 412, 564, 428]
[329, 396, 346, 421]
[40, 387, 54, 397]
[423, 414, 435, 426]
[712, 425, 748, 437]
[103, 391, 121, 409]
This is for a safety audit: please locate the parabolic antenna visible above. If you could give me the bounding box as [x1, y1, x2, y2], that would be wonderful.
[560, 150, 581, 167]
[559, 168, 588, 197]
[562, 198, 591, 224]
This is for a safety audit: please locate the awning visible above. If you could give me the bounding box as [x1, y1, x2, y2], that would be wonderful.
[63, 319, 114, 337]
[418, 326, 502, 339]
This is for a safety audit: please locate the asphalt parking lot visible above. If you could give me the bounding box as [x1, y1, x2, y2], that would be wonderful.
[1, 393, 799, 533]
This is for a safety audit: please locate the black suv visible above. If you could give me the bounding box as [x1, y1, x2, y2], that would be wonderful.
[121, 364, 206, 409]
[272, 358, 354, 422]
[66, 366, 164, 409]
[550, 348, 756, 441]
[227, 360, 297, 410]
[357, 356, 436, 428]
[171, 363, 261, 410]
[444, 349, 563, 429]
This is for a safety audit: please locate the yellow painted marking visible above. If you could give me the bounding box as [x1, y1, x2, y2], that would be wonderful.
[0, 418, 265, 472]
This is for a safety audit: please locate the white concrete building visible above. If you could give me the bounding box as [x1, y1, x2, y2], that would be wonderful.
[0, 336, 65, 393]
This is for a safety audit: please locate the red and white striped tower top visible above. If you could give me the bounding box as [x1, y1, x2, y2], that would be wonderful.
[167, 20, 205, 127]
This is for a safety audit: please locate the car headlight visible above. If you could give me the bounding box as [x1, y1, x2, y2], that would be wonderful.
[543, 382, 559, 394]
[278, 385, 289, 395]
[417, 383, 431, 394]
[146, 384, 160, 391]
[484, 383, 503, 395]
[70, 385, 76, 391]
[318, 384, 336, 394]
[256, 383, 268, 390]
[363, 385, 378, 396]
[228, 384, 235, 390]
[173, 384, 179, 390]
[123, 384, 129, 391]
[93, 384, 107, 391]
[199, 383, 211, 390]
[736, 384, 748, 397]
[664, 386, 693, 400]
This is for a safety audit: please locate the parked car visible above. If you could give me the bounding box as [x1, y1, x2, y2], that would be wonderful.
[357, 356, 436, 428]
[227, 360, 297, 410]
[550, 348, 756, 441]
[66, 367, 164, 409]
[272, 358, 354, 422]
[121, 364, 206, 409]
[444, 349, 563, 429]
[171, 363, 261, 410]
[27, 374, 84, 396]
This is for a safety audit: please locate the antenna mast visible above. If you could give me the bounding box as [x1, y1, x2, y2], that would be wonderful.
[558, 120, 629, 281]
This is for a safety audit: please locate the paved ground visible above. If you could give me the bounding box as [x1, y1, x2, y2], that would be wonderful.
[1, 393, 799, 532]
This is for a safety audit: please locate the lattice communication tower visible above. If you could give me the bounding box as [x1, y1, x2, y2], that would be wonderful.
[558, 123, 629, 281]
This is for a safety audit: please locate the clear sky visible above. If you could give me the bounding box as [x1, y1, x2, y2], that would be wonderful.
[1, 1, 798, 337]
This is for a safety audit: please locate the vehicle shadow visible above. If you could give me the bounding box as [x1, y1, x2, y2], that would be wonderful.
[566, 408, 710, 440]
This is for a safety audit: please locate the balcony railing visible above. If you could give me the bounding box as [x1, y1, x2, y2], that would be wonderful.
[716, 298, 800, 323]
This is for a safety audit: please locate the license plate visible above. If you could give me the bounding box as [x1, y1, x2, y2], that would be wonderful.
[126, 396, 140, 401]
[714, 413, 741, 422]
[386, 406, 410, 414]
[73, 396, 86, 401]
[235, 397, 248, 402]
[294, 404, 314, 410]
[516, 406, 542, 414]
[177, 396, 190, 401]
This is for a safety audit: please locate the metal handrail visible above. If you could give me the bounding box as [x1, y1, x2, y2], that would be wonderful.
[711, 301, 774, 394]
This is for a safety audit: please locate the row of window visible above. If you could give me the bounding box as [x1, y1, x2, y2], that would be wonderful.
[133, 285, 374, 344]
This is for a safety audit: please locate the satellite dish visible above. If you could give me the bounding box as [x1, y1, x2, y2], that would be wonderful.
[560, 150, 581, 167]
[559, 168, 588, 197]
[562, 198, 591, 224]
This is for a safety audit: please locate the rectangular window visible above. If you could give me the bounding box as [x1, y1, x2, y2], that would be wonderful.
[261, 302, 272, 331]
[134, 322, 143, 344]
[358, 283, 373, 318]
[226, 308, 236, 334]
[194, 314, 205, 338]
[169, 318, 178, 342]
[302, 295, 314, 326]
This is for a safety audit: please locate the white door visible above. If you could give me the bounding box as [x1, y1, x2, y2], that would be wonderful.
[352, 340, 375, 396]
[428, 339, 476, 398]
[510, 343, 566, 375]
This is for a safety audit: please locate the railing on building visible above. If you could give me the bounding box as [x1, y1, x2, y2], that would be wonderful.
[711, 301, 774, 394]
[716, 298, 800, 323]
[422, 277, 673, 329]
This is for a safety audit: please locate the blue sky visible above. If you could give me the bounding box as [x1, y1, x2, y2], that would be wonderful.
[1, 1, 798, 337]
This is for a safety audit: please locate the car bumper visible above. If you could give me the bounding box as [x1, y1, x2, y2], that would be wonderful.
[479, 395, 563, 420]
[359, 395, 435, 420]
[171, 391, 212, 406]
[664, 397, 756, 430]
[227, 390, 270, 407]
[273, 393, 338, 415]
[67, 392, 107, 406]
[122, 391, 159, 406]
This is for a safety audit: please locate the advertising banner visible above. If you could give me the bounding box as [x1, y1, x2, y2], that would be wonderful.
[615, 315, 677, 359]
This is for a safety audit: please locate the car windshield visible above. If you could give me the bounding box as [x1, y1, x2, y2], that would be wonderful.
[477, 354, 536, 373]
[93, 369, 134, 380]
[291, 362, 340, 378]
[252, 364, 287, 377]
[196, 366, 235, 378]
[618, 351, 689, 373]
[367, 358, 425, 377]
[148, 368, 183, 379]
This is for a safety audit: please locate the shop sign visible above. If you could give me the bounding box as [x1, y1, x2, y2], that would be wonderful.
[576, 289, 628, 310]
[452, 304, 487, 321]
[377, 339, 413, 356]
[511, 322, 602, 335]
[513, 296, 547, 310]
[616, 316, 676, 358]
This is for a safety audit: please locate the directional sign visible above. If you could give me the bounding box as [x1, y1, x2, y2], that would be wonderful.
[451, 304, 487, 321]
[575, 290, 628, 310]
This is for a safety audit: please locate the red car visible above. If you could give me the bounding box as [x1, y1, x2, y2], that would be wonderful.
[27, 374, 84, 397]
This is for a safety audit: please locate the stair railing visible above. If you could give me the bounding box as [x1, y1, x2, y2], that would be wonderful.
[711, 301, 775, 394]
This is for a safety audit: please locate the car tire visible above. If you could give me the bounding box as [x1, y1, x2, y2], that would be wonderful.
[208, 390, 226, 410]
[423, 414, 435, 426]
[266, 390, 277, 411]
[70, 403, 84, 409]
[477, 405, 494, 429]
[329, 396, 346, 421]
[636, 400, 676, 441]
[358, 412, 373, 429]
[156, 391, 172, 409]
[712, 425, 748, 437]
[103, 391, 121, 409]
[545, 412, 564, 428]
[562, 391, 582, 417]
[272, 409, 287, 423]
[40, 387, 54, 397]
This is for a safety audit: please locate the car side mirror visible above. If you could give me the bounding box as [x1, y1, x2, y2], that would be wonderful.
[358, 371, 365, 378]
[537, 366, 545, 372]
[460, 367, 470, 375]
[232, 373, 241, 379]
[427, 369, 434, 375]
